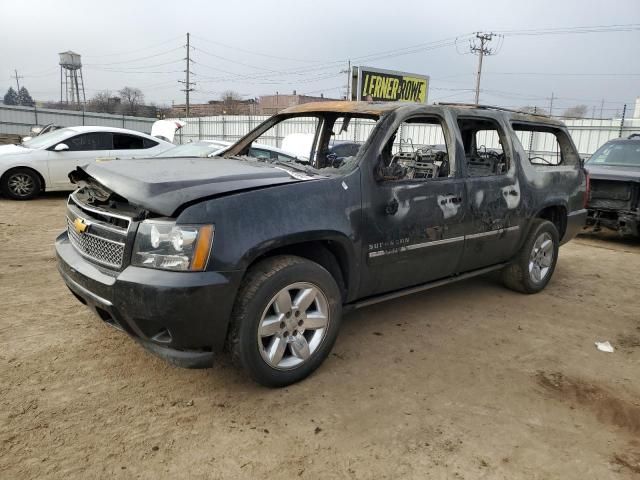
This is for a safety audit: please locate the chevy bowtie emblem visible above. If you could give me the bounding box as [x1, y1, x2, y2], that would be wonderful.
[73, 218, 88, 234]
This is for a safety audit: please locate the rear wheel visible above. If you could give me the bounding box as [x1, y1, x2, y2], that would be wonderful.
[1, 168, 41, 200]
[228, 255, 342, 387]
[502, 219, 559, 294]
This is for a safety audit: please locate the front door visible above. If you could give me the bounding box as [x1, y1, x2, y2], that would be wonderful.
[47, 132, 113, 188]
[358, 114, 468, 297]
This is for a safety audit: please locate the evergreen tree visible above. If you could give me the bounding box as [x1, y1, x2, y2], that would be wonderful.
[17, 87, 35, 107]
[3, 87, 19, 105]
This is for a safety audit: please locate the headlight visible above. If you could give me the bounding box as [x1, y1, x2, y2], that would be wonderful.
[132, 220, 214, 271]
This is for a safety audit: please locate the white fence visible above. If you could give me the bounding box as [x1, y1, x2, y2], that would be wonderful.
[2, 103, 640, 157]
[174, 114, 640, 157]
[0, 104, 156, 135]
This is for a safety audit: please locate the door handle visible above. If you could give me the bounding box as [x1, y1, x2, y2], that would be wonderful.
[385, 198, 399, 215]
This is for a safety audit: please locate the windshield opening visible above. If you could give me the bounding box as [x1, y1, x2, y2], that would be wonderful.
[223, 112, 381, 176]
[587, 141, 640, 167]
[22, 127, 76, 149]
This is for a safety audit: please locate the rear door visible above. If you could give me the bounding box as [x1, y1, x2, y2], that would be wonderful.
[47, 132, 113, 188]
[455, 114, 524, 272]
[111, 133, 159, 159]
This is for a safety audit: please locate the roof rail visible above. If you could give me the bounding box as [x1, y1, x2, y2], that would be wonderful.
[434, 102, 551, 118]
[628, 133, 640, 139]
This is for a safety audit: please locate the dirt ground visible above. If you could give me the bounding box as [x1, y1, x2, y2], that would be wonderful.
[1, 193, 639, 479]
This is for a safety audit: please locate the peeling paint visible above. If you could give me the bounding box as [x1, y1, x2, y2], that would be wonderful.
[502, 180, 521, 209]
[437, 194, 461, 219]
[475, 190, 484, 207]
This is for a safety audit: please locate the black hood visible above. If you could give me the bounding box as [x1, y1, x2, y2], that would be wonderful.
[586, 164, 640, 183]
[78, 157, 314, 216]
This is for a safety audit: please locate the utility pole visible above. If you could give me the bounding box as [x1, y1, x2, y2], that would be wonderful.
[469, 32, 499, 105]
[549, 92, 554, 116]
[340, 60, 351, 100]
[13, 69, 23, 92]
[599, 98, 604, 119]
[178, 32, 194, 117]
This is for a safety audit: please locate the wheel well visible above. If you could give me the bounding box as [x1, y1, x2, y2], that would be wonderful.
[537, 205, 567, 238]
[248, 240, 350, 302]
[1, 166, 46, 192]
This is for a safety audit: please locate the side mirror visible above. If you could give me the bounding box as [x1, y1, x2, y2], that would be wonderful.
[54, 143, 69, 152]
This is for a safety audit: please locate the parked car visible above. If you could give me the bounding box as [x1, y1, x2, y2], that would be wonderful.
[585, 134, 640, 237]
[155, 139, 302, 162]
[0, 123, 179, 200]
[21, 123, 64, 142]
[56, 102, 587, 387]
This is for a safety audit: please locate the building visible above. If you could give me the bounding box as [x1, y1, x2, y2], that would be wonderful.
[170, 98, 259, 117]
[258, 91, 339, 115]
[169, 92, 341, 117]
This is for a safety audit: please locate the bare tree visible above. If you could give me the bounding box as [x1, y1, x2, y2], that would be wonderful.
[118, 87, 145, 116]
[87, 90, 119, 114]
[562, 105, 588, 118]
[220, 90, 243, 114]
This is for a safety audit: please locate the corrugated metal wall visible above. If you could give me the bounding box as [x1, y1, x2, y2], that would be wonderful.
[2, 104, 639, 156]
[0, 104, 156, 135]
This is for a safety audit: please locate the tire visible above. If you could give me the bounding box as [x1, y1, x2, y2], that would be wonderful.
[228, 255, 342, 387]
[502, 219, 559, 294]
[1, 168, 42, 200]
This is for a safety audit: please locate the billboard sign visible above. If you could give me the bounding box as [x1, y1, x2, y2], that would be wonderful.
[352, 66, 429, 103]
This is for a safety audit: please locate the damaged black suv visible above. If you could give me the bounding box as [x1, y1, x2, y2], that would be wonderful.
[56, 102, 587, 387]
[585, 134, 640, 237]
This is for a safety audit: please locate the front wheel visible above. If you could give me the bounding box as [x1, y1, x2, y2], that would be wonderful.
[1, 168, 42, 200]
[502, 219, 559, 294]
[228, 255, 342, 387]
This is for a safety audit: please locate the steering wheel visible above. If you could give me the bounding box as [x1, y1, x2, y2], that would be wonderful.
[325, 152, 344, 168]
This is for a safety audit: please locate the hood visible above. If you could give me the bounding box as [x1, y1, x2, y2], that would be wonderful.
[151, 119, 185, 143]
[0, 144, 34, 156]
[77, 157, 314, 216]
[586, 164, 640, 183]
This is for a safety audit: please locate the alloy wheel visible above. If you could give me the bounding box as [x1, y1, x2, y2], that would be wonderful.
[528, 232, 554, 283]
[257, 282, 330, 370]
[7, 173, 35, 197]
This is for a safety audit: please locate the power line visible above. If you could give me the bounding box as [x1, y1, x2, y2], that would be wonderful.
[494, 23, 640, 36]
[84, 47, 183, 66]
[83, 35, 184, 58]
[190, 33, 322, 64]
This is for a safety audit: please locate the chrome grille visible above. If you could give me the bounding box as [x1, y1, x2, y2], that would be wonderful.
[67, 218, 125, 268]
[66, 192, 131, 269]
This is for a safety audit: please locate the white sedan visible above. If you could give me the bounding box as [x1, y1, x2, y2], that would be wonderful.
[0, 125, 175, 200]
[154, 139, 305, 161]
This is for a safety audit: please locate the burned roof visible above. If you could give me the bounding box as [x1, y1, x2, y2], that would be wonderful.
[280, 101, 566, 126]
[281, 101, 403, 116]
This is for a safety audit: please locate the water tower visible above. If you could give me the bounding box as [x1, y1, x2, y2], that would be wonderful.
[59, 51, 86, 106]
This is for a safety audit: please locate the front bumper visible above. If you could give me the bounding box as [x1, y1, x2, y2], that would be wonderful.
[56, 231, 242, 368]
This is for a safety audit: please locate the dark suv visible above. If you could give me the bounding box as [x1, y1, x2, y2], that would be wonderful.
[56, 102, 587, 387]
[585, 134, 640, 237]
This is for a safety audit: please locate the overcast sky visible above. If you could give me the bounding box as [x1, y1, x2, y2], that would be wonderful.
[1, 0, 639, 117]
